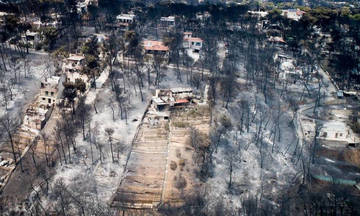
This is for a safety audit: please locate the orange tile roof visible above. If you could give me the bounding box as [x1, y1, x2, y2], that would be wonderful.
[175, 99, 189, 104]
[143, 40, 169, 51]
[184, 37, 203, 42]
[296, 10, 305, 16]
[269, 36, 286, 43]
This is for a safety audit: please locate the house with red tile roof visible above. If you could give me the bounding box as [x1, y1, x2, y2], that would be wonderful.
[183, 32, 203, 52]
[143, 40, 169, 56]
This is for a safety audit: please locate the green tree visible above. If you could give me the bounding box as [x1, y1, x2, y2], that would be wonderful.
[42, 27, 58, 50]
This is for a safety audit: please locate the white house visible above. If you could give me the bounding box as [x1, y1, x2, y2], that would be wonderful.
[248, 11, 269, 18]
[160, 16, 175, 27]
[183, 32, 203, 52]
[116, 14, 135, 26]
[281, 9, 305, 21]
[63, 54, 85, 73]
[318, 121, 358, 143]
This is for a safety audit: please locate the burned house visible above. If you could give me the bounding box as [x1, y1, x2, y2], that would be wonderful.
[32, 14, 63, 29]
[146, 88, 193, 124]
[23, 76, 61, 131]
[151, 88, 193, 111]
[23, 104, 53, 130]
[22, 30, 41, 48]
[39, 76, 61, 107]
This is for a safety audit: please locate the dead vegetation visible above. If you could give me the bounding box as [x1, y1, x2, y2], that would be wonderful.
[111, 104, 210, 209]
[318, 146, 360, 167]
[172, 121, 189, 128]
[174, 174, 187, 190]
[170, 161, 177, 171]
[342, 149, 360, 167]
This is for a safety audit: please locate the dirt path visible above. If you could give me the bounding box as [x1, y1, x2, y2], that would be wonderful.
[111, 105, 210, 210]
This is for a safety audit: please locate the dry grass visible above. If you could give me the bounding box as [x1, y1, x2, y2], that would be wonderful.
[172, 121, 189, 128]
[342, 149, 360, 167]
[112, 103, 210, 208]
[164, 122, 170, 131]
[179, 159, 186, 168]
[185, 106, 210, 119]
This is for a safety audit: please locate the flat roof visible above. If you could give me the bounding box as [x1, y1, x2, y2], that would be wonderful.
[152, 97, 167, 105]
[160, 16, 175, 22]
[171, 87, 192, 93]
[248, 11, 268, 17]
[116, 14, 135, 20]
[67, 54, 85, 61]
[26, 31, 39, 36]
[42, 76, 60, 88]
[321, 121, 348, 132]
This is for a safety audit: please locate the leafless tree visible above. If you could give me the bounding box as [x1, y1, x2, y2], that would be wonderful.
[40, 132, 51, 167]
[105, 128, 115, 163]
[104, 32, 122, 88]
[55, 119, 69, 164]
[189, 127, 213, 181]
[133, 51, 145, 101]
[52, 178, 71, 216]
[115, 141, 126, 162]
[0, 114, 21, 166]
[153, 54, 167, 86]
[76, 96, 91, 140]
[90, 122, 100, 164]
[108, 97, 116, 121]
[224, 143, 239, 190]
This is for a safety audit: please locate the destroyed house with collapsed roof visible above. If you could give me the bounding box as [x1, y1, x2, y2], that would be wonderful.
[23, 104, 53, 130]
[39, 76, 62, 107]
[23, 76, 61, 131]
[151, 88, 193, 111]
[22, 30, 41, 48]
[146, 88, 194, 124]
